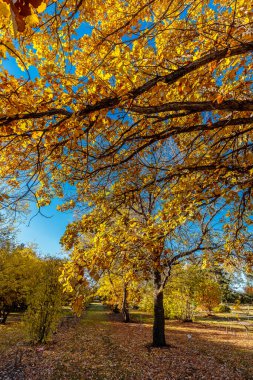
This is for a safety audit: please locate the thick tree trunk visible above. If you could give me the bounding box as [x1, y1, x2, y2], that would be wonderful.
[122, 284, 130, 323]
[153, 270, 166, 347]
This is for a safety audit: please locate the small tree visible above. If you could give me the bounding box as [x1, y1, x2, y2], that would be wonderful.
[96, 273, 122, 312]
[24, 258, 64, 343]
[0, 244, 38, 324]
[96, 271, 142, 322]
[163, 265, 201, 322]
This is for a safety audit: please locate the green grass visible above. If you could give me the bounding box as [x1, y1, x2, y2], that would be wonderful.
[128, 309, 153, 324]
[131, 304, 253, 332]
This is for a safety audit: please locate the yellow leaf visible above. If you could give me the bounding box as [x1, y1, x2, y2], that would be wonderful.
[216, 94, 223, 104]
[0, 44, 7, 58]
[0, 1, 10, 18]
[37, 2, 47, 13]
[209, 61, 217, 73]
[26, 14, 39, 27]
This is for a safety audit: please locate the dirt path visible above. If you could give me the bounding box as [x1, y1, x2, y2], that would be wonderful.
[0, 303, 253, 379]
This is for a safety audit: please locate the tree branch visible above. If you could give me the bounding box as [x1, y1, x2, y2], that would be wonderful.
[130, 100, 253, 114]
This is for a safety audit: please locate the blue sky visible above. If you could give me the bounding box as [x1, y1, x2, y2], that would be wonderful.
[17, 200, 73, 257]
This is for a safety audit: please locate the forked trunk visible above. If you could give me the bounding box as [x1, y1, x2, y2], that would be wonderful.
[153, 270, 166, 347]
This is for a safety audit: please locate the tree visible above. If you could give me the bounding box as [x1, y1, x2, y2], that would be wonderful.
[24, 258, 64, 343]
[139, 265, 223, 321]
[96, 273, 123, 313]
[0, 244, 39, 323]
[164, 265, 202, 322]
[96, 271, 141, 322]
[60, 175, 220, 346]
[196, 279, 221, 314]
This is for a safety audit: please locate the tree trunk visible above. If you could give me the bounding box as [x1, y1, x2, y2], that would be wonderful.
[122, 283, 130, 323]
[153, 270, 166, 347]
[112, 305, 120, 313]
[0, 308, 10, 324]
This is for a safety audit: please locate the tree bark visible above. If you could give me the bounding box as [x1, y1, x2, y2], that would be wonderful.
[153, 270, 166, 347]
[122, 283, 130, 323]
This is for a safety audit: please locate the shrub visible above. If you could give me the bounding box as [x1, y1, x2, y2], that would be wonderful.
[24, 259, 63, 343]
[233, 299, 241, 311]
[164, 296, 195, 321]
[138, 285, 153, 313]
[196, 280, 221, 313]
[213, 304, 231, 313]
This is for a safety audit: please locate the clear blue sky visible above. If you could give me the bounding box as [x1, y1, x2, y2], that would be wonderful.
[17, 200, 73, 257]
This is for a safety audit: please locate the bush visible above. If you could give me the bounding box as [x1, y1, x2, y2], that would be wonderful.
[213, 304, 231, 313]
[138, 285, 153, 313]
[24, 259, 63, 343]
[196, 280, 221, 313]
[163, 294, 195, 321]
[233, 299, 241, 311]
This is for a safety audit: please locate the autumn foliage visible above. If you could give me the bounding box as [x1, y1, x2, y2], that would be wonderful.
[0, 0, 47, 32]
[0, 0, 253, 346]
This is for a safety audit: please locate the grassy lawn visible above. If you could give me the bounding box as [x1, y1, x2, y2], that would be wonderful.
[194, 304, 253, 332]
[0, 303, 252, 379]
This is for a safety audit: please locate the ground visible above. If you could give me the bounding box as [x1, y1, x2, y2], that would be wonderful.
[0, 303, 252, 380]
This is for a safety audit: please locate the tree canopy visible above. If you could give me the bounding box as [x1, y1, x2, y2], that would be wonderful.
[0, 0, 252, 210]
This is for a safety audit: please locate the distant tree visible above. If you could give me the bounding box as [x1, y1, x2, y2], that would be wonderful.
[0, 218, 15, 248]
[196, 279, 221, 314]
[212, 267, 234, 304]
[139, 265, 223, 321]
[97, 273, 130, 318]
[0, 245, 39, 324]
[163, 265, 204, 322]
[244, 275, 253, 303]
[96, 270, 142, 322]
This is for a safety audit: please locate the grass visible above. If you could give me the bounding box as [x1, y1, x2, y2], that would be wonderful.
[130, 304, 253, 332]
[194, 304, 253, 332]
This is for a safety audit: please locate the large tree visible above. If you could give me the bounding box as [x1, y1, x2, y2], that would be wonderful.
[60, 168, 221, 346]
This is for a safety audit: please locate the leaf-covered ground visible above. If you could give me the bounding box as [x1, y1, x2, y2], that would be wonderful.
[0, 303, 252, 380]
